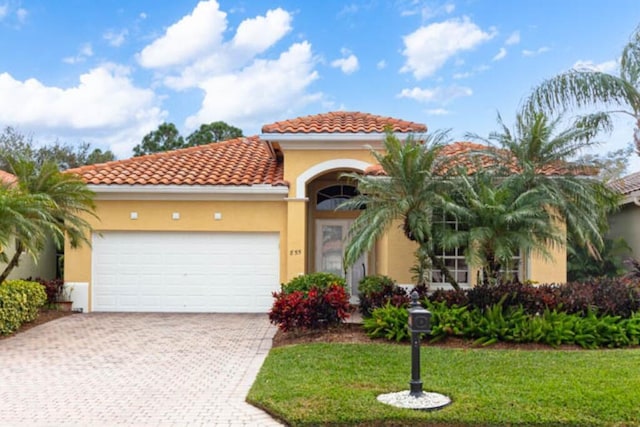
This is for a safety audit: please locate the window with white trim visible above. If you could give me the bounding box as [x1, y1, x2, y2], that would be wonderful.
[431, 214, 469, 287]
[316, 184, 362, 211]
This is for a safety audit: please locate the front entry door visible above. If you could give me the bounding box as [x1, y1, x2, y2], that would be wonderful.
[315, 219, 367, 301]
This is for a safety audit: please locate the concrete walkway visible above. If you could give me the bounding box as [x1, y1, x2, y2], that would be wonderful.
[0, 313, 283, 426]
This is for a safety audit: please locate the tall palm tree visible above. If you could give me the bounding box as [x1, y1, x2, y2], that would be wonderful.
[340, 130, 463, 290]
[0, 155, 97, 282]
[440, 169, 564, 285]
[473, 111, 620, 261]
[525, 24, 640, 152]
[0, 185, 54, 273]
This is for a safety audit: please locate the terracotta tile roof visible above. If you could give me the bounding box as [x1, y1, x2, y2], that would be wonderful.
[364, 142, 597, 176]
[261, 111, 427, 134]
[67, 136, 286, 186]
[0, 169, 16, 185]
[610, 171, 640, 195]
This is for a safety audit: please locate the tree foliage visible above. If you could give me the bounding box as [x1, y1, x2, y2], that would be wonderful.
[186, 121, 243, 147]
[441, 169, 563, 285]
[0, 126, 115, 170]
[133, 121, 243, 156]
[471, 111, 621, 261]
[525, 24, 640, 153]
[132, 122, 185, 157]
[340, 130, 463, 290]
[0, 153, 97, 282]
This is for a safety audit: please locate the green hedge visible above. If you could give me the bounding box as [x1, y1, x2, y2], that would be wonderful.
[364, 300, 640, 349]
[281, 272, 346, 294]
[0, 280, 47, 335]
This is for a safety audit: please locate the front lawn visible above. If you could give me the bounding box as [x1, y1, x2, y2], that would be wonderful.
[248, 342, 640, 426]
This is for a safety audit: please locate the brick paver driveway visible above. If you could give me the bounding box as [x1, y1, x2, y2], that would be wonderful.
[0, 313, 282, 426]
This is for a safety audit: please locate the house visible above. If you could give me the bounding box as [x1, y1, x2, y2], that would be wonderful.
[608, 171, 640, 257]
[0, 170, 57, 281]
[64, 111, 566, 313]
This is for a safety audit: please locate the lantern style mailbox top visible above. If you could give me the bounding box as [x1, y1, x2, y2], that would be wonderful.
[408, 291, 432, 334]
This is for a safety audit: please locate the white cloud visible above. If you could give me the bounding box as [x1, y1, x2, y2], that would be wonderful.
[493, 47, 507, 61]
[400, 2, 455, 20]
[331, 49, 359, 74]
[377, 60, 387, 70]
[573, 59, 618, 73]
[401, 17, 496, 80]
[63, 43, 94, 64]
[0, 5, 7, 19]
[231, 8, 291, 55]
[426, 108, 449, 115]
[157, 6, 293, 90]
[522, 46, 550, 57]
[137, 0, 228, 68]
[139, 12, 147, 20]
[185, 42, 320, 131]
[505, 31, 520, 45]
[398, 85, 472, 103]
[104, 29, 129, 47]
[0, 64, 165, 157]
[16, 8, 27, 23]
[452, 71, 472, 79]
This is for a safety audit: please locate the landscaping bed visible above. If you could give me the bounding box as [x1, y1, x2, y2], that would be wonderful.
[0, 307, 74, 340]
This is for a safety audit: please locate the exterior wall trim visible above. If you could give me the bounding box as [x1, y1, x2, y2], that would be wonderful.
[295, 159, 372, 199]
[88, 184, 289, 201]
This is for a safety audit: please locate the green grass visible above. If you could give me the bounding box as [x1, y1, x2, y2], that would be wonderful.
[248, 343, 640, 426]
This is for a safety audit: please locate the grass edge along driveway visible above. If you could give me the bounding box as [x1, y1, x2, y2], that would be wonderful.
[248, 342, 640, 426]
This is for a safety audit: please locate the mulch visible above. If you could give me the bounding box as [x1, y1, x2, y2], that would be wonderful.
[0, 308, 75, 340]
[272, 322, 585, 351]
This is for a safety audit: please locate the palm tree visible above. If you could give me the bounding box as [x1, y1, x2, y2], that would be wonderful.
[472, 111, 620, 261]
[340, 130, 463, 291]
[525, 24, 640, 152]
[0, 185, 55, 276]
[0, 155, 97, 282]
[439, 169, 564, 285]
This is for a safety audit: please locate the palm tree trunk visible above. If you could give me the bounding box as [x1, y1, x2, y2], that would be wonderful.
[425, 247, 461, 291]
[0, 241, 24, 283]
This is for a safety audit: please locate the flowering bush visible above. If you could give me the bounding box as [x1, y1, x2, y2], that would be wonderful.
[269, 283, 350, 331]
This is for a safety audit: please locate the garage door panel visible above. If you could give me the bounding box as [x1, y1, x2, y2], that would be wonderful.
[92, 231, 279, 313]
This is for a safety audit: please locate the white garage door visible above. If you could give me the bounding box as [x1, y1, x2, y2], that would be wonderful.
[92, 231, 280, 313]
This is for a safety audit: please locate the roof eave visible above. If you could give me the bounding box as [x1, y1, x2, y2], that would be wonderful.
[88, 184, 289, 201]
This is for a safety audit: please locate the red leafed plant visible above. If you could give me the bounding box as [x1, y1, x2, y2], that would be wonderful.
[269, 283, 350, 332]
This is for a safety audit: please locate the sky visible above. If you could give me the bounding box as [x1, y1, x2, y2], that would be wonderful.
[1, 0, 640, 171]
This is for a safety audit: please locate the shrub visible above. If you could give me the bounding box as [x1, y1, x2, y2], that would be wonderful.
[358, 275, 409, 317]
[556, 278, 640, 317]
[429, 288, 469, 307]
[27, 277, 64, 304]
[363, 303, 410, 342]
[269, 284, 350, 332]
[0, 280, 47, 335]
[464, 282, 558, 315]
[282, 272, 346, 294]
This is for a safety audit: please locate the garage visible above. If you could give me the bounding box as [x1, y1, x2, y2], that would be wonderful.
[91, 231, 280, 313]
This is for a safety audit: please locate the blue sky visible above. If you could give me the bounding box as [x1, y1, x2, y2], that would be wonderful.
[1, 1, 639, 170]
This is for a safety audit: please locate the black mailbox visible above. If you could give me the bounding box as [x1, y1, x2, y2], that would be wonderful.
[408, 291, 432, 333]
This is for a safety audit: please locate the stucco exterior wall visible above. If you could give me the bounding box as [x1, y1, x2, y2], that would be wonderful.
[376, 221, 418, 285]
[608, 204, 640, 258]
[65, 199, 287, 285]
[283, 149, 377, 198]
[2, 236, 57, 280]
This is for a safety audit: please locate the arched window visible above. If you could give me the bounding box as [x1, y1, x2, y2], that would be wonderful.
[316, 184, 362, 211]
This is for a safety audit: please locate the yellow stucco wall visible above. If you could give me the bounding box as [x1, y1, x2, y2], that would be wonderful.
[1, 236, 57, 280]
[377, 221, 418, 285]
[65, 199, 287, 285]
[283, 149, 378, 198]
[608, 204, 640, 258]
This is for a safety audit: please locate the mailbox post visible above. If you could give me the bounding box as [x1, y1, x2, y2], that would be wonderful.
[407, 290, 431, 397]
